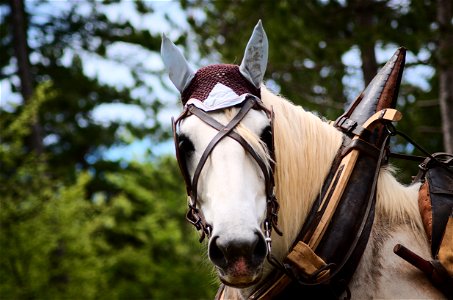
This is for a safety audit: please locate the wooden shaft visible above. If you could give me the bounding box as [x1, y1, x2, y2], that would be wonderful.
[393, 244, 433, 276]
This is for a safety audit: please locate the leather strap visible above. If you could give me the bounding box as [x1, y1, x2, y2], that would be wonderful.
[188, 105, 275, 200]
[190, 98, 256, 205]
[173, 97, 281, 241]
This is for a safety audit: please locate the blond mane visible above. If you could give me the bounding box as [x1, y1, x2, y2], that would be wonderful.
[259, 85, 424, 258]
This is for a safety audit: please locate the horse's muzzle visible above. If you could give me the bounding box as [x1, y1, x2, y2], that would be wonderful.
[208, 232, 267, 287]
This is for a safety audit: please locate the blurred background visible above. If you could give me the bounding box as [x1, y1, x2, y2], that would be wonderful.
[1, 0, 452, 299]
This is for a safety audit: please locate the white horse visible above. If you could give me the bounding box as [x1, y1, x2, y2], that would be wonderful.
[161, 22, 443, 299]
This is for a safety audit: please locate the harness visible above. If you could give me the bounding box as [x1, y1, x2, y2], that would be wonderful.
[170, 48, 452, 299]
[172, 96, 282, 244]
[241, 109, 402, 300]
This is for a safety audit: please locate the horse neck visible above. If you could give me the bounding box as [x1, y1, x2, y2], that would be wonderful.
[261, 87, 343, 260]
[229, 88, 428, 299]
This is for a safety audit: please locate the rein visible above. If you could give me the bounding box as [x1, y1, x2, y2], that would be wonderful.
[172, 97, 282, 243]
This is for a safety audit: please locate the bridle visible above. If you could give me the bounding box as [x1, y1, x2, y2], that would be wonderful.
[172, 96, 282, 247]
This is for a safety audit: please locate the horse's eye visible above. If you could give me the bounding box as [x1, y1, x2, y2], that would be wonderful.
[178, 135, 195, 155]
[260, 126, 273, 150]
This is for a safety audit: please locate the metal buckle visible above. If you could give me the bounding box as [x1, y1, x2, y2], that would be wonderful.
[264, 220, 272, 255]
[186, 208, 202, 230]
[336, 116, 357, 133]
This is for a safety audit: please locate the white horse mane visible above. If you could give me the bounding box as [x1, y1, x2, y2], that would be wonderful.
[258, 85, 425, 259]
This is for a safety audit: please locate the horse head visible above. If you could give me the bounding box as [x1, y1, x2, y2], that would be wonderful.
[161, 21, 276, 287]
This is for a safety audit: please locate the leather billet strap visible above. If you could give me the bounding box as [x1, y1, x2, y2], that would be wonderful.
[172, 97, 280, 241]
[172, 109, 191, 195]
[172, 109, 211, 240]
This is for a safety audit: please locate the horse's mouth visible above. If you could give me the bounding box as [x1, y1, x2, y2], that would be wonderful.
[216, 258, 264, 288]
[218, 270, 263, 288]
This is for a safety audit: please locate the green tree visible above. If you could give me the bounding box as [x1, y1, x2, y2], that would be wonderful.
[1, 1, 218, 297]
[96, 158, 216, 299]
[1, 0, 172, 191]
[0, 82, 216, 299]
[0, 82, 105, 299]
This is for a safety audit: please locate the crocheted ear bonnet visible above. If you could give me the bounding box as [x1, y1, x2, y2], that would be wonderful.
[161, 20, 268, 110]
[181, 64, 260, 105]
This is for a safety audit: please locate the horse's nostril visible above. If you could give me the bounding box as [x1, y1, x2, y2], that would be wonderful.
[208, 232, 267, 269]
[209, 236, 228, 268]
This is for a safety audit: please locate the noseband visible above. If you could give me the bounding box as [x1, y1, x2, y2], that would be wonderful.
[172, 97, 282, 244]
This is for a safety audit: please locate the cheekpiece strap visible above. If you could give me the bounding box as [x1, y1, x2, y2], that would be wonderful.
[173, 97, 279, 242]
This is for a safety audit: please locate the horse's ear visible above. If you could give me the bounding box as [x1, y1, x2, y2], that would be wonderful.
[239, 20, 268, 88]
[161, 34, 195, 93]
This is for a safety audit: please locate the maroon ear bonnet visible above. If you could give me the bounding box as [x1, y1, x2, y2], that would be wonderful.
[181, 64, 260, 105]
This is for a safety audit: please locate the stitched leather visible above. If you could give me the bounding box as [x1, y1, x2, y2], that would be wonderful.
[261, 49, 407, 298]
[415, 153, 453, 257]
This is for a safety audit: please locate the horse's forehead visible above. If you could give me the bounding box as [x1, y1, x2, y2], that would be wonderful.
[180, 112, 226, 136]
[180, 109, 269, 139]
[241, 109, 270, 130]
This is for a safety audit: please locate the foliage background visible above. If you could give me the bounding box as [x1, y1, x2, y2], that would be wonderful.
[1, 0, 451, 299]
